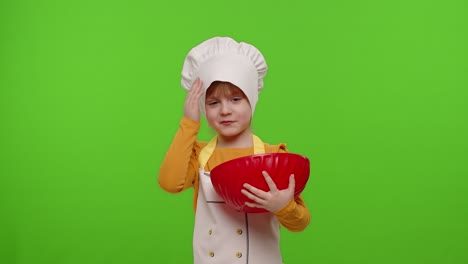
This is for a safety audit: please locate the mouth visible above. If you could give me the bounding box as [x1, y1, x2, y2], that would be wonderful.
[220, 121, 234, 125]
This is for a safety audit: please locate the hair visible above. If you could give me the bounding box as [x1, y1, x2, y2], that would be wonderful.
[205, 81, 250, 105]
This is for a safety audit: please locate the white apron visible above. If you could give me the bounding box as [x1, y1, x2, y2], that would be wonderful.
[193, 135, 282, 264]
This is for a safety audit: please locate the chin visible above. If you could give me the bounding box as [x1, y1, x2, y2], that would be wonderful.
[218, 129, 251, 139]
[217, 132, 241, 138]
[214, 128, 238, 137]
[213, 124, 250, 138]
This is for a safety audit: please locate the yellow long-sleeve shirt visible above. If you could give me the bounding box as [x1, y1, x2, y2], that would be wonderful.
[158, 117, 311, 232]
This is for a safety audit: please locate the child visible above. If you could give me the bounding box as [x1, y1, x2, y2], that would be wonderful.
[158, 36, 311, 264]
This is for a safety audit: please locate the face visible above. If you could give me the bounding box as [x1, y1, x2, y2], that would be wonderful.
[205, 82, 252, 142]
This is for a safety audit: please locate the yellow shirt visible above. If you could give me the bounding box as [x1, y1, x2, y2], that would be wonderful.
[158, 117, 311, 232]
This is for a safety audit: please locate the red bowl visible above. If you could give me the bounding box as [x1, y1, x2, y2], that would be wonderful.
[210, 153, 310, 213]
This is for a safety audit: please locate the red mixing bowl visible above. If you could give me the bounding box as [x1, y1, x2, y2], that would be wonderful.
[210, 153, 310, 213]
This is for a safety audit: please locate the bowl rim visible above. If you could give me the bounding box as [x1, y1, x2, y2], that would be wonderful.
[211, 152, 309, 173]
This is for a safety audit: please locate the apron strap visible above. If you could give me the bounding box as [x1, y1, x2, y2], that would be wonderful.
[198, 135, 266, 169]
[252, 134, 265, 155]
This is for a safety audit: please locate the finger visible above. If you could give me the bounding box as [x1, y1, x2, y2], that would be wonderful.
[189, 78, 198, 91]
[195, 80, 204, 97]
[189, 79, 200, 95]
[192, 78, 199, 89]
[241, 188, 266, 205]
[190, 78, 200, 94]
[245, 201, 264, 209]
[196, 79, 203, 89]
[189, 87, 200, 105]
[188, 79, 202, 104]
[194, 78, 203, 91]
[243, 183, 268, 199]
[262, 171, 278, 192]
[184, 79, 203, 120]
[191, 79, 204, 101]
[288, 174, 296, 193]
[186, 90, 198, 110]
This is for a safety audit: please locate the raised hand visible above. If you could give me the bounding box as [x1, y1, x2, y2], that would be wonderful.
[183, 78, 204, 122]
[241, 171, 295, 212]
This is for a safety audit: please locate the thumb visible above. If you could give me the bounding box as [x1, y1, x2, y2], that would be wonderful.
[288, 174, 295, 193]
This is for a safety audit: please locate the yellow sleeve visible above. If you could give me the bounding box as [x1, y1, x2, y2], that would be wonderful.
[267, 143, 312, 232]
[274, 195, 311, 232]
[158, 117, 202, 193]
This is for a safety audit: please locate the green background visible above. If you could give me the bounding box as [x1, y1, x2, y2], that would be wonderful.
[1, 0, 467, 263]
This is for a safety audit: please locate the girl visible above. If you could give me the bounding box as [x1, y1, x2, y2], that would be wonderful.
[158, 37, 311, 264]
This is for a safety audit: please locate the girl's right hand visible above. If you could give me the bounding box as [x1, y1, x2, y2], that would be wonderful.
[184, 77, 204, 122]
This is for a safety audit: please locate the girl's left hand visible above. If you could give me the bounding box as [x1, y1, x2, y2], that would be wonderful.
[241, 171, 295, 212]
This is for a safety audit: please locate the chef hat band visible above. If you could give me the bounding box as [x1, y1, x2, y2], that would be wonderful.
[181, 37, 268, 117]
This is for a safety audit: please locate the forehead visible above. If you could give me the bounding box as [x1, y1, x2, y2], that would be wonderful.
[206, 81, 246, 98]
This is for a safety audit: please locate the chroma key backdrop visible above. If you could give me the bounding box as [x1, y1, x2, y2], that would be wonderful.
[1, 0, 467, 263]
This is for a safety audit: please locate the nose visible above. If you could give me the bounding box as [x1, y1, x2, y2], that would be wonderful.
[220, 102, 232, 115]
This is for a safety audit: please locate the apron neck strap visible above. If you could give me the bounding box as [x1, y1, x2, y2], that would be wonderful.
[198, 135, 265, 169]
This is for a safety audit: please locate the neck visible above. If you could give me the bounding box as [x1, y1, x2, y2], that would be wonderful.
[216, 129, 253, 148]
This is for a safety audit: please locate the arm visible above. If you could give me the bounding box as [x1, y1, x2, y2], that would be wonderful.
[158, 78, 205, 193]
[274, 195, 311, 232]
[274, 146, 311, 232]
[158, 117, 201, 193]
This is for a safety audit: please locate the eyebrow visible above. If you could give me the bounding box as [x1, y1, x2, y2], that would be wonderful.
[206, 90, 245, 100]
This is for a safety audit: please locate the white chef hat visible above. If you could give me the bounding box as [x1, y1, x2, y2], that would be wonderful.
[181, 36, 268, 116]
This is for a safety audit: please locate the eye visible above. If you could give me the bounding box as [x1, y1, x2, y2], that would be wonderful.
[232, 97, 242, 102]
[207, 100, 218, 106]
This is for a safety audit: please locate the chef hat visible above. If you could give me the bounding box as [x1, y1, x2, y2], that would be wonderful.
[181, 36, 268, 116]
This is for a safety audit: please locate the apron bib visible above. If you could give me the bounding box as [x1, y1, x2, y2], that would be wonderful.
[193, 135, 282, 264]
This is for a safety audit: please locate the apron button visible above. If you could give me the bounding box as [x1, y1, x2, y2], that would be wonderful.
[209, 252, 215, 257]
[236, 229, 243, 235]
[208, 229, 212, 235]
[236, 252, 242, 258]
